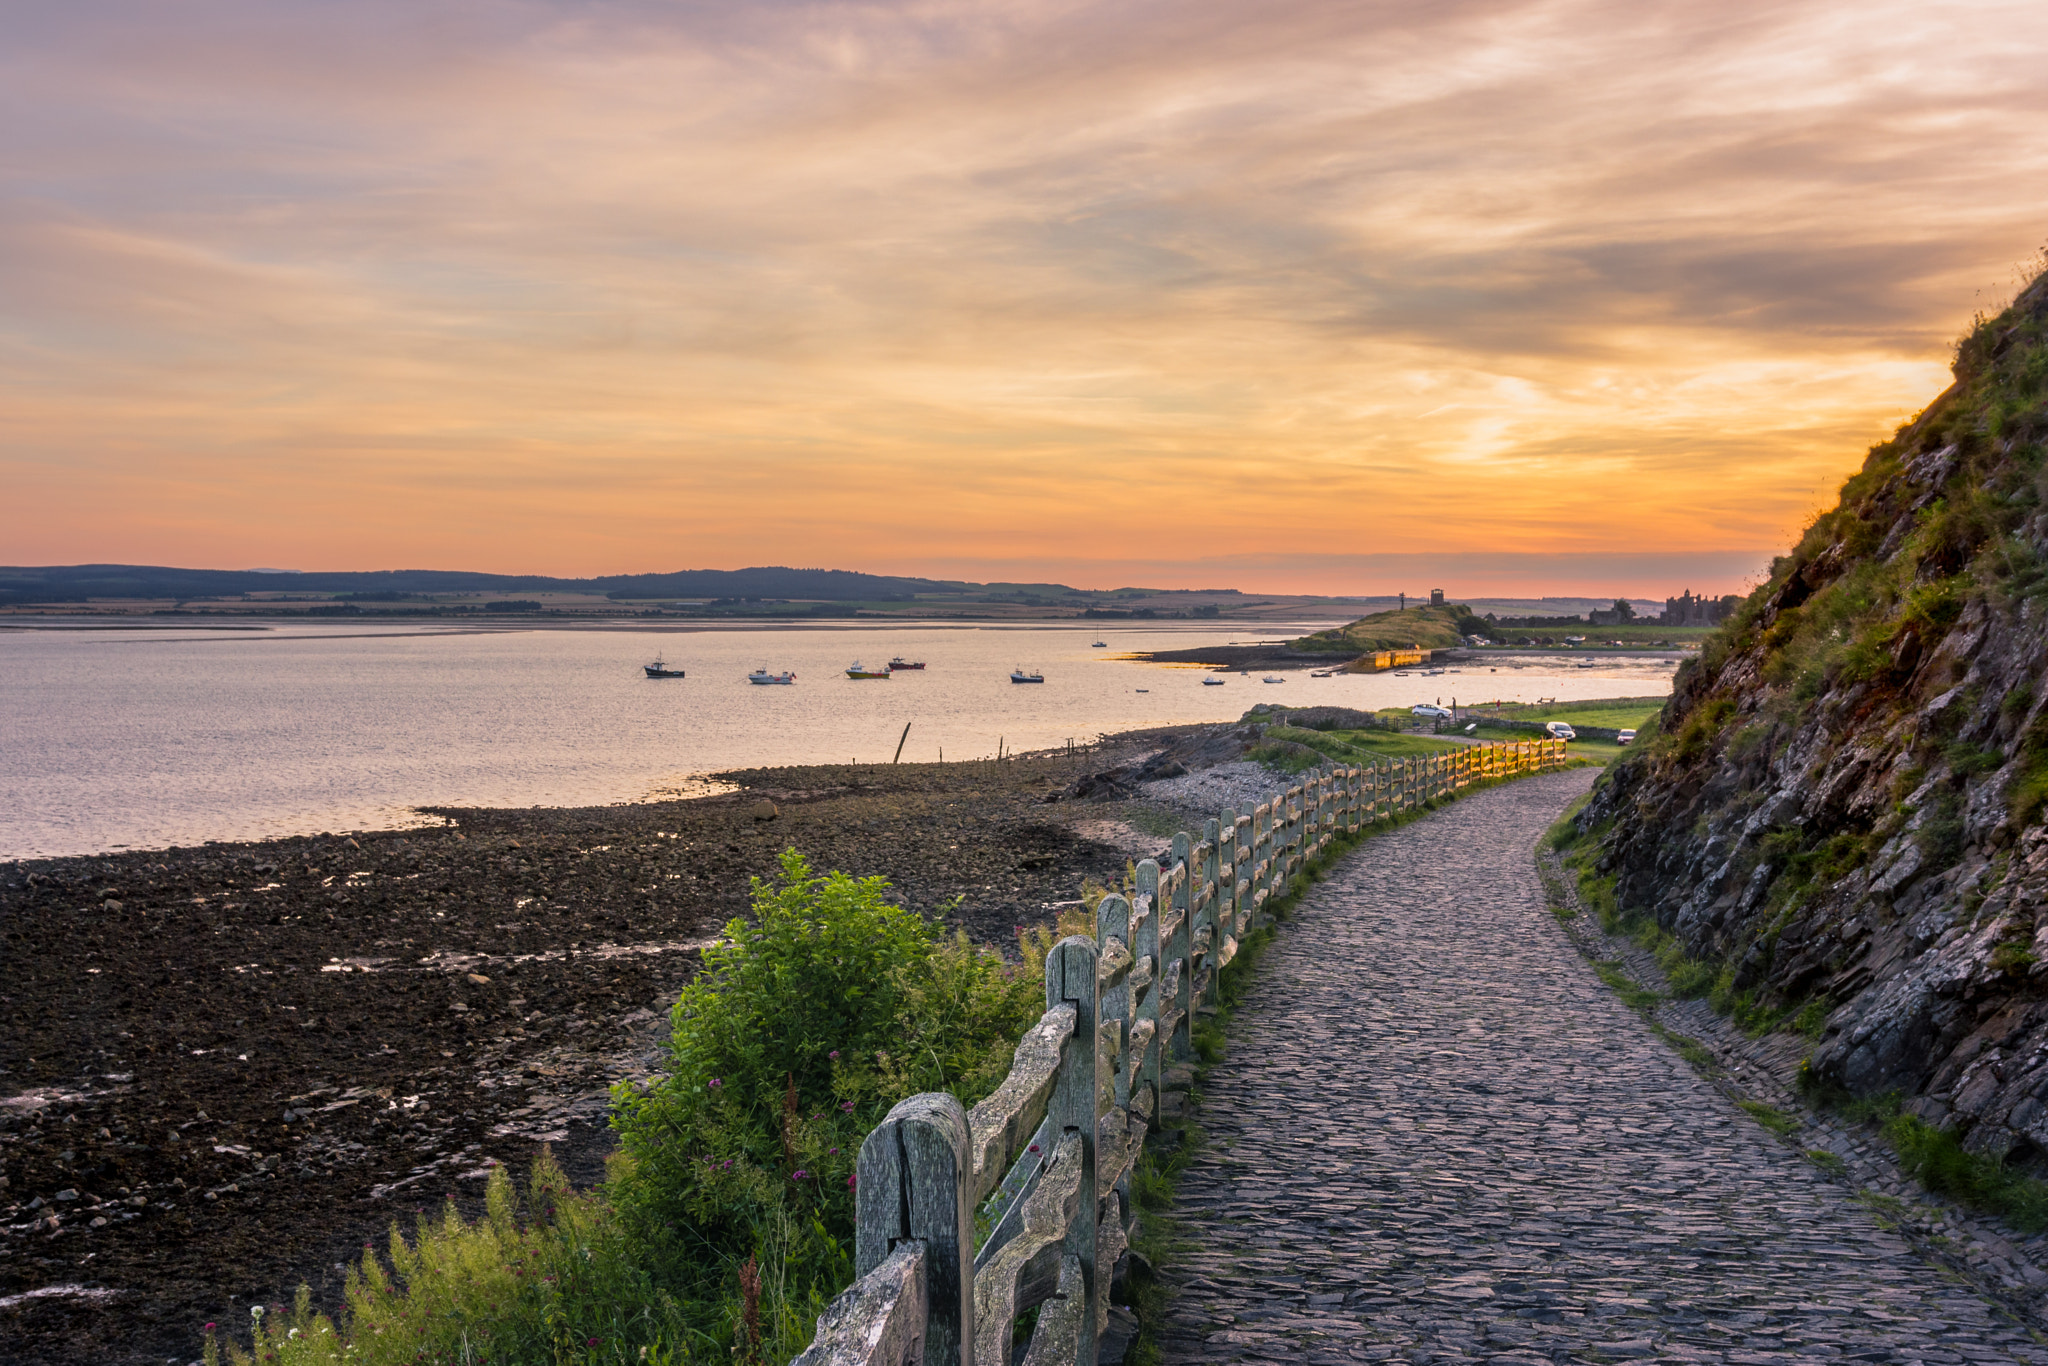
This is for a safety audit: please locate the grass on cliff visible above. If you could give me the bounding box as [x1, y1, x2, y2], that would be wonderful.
[1548, 811, 1831, 1040]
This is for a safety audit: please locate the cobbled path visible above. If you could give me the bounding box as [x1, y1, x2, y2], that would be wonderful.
[1156, 770, 2048, 1365]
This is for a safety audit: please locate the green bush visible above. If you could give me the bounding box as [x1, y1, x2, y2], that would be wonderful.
[607, 849, 1046, 1350]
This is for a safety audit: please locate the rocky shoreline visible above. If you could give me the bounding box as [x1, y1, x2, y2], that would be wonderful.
[0, 726, 1255, 1366]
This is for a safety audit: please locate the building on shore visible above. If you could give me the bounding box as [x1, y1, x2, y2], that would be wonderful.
[1661, 589, 1741, 626]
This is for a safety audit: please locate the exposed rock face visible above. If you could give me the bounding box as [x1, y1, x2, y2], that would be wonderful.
[1581, 268, 2048, 1162]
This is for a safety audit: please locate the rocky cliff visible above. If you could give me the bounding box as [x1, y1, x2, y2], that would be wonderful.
[1580, 265, 2048, 1163]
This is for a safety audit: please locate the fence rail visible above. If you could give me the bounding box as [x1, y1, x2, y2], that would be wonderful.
[794, 739, 1567, 1366]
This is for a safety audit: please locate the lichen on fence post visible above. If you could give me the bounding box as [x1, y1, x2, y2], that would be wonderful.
[852, 1092, 975, 1366]
[1130, 859, 1162, 1124]
[1046, 935, 1100, 1366]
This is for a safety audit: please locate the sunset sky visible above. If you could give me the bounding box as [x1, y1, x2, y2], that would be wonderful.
[4, 0, 2046, 597]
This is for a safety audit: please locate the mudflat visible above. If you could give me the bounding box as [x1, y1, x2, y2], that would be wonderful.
[0, 733, 1192, 1366]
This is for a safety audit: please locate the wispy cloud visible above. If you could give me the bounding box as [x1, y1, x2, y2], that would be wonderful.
[3, 0, 2045, 593]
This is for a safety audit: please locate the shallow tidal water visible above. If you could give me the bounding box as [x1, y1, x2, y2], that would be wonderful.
[0, 620, 1678, 857]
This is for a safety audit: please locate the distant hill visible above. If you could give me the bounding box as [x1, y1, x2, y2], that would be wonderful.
[0, 564, 1063, 605]
[1291, 603, 1484, 654]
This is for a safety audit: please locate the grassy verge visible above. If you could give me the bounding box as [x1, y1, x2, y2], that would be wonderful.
[1792, 1084, 2048, 1233]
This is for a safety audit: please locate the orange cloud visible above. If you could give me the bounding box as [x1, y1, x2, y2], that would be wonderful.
[3, 0, 2046, 596]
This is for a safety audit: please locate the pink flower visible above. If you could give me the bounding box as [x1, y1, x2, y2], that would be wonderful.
[840, 1101, 854, 1113]
[708, 1078, 722, 1089]
[847, 1174, 858, 1189]
[791, 1169, 808, 1180]
[587, 1337, 600, 1347]
[828, 1050, 840, 1060]
[204, 1323, 216, 1332]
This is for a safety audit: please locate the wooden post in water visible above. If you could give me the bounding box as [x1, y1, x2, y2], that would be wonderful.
[894, 722, 912, 765]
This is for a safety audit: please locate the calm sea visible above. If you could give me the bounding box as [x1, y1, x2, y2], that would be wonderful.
[0, 620, 1678, 858]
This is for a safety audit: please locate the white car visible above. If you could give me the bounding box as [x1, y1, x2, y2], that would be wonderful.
[1616, 728, 1637, 745]
[1544, 721, 1576, 740]
[1412, 704, 1453, 720]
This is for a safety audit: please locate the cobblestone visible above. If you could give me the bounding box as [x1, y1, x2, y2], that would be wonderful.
[1156, 770, 2048, 1365]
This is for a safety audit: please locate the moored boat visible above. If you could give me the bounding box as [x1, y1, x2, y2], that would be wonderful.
[1262, 675, 1285, 684]
[1202, 676, 1225, 686]
[887, 658, 926, 670]
[748, 669, 797, 685]
[1009, 666, 1045, 683]
[644, 658, 685, 678]
[845, 662, 891, 679]
[1091, 641, 1107, 648]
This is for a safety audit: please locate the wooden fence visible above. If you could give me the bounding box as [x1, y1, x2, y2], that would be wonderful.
[793, 740, 1567, 1366]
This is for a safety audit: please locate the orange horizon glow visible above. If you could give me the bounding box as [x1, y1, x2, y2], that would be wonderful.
[5, 0, 2047, 599]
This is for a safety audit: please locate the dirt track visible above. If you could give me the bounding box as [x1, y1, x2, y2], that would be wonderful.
[0, 736, 1197, 1366]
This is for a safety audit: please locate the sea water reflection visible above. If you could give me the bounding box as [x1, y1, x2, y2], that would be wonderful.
[0, 620, 1678, 857]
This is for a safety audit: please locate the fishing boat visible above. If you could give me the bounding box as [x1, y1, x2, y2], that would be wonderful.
[1262, 675, 1285, 684]
[747, 669, 796, 685]
[887, 658, 926, 670]
[1202, 677, 1225, 686]
[644, 658, 685, 678]
[1091, 641, 1107, 648]
[1010, 667, 1045, 684]
[845, 662, 891, 679]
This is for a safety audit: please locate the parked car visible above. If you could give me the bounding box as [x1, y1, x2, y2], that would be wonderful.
[1412, 704, 1453, 720]
[1616, 728, 1637, 745]
[1544, 721, 1576, 740]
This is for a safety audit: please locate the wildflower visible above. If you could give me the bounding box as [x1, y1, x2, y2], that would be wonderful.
[722, 1160, 733, 1170]
[828, 1147, 840, 1155]
[252, 1305, 266, 1323]
[205, 1323, 216, 1332]
[840, 1101, 855, 1113]
[847, 1174, 857, 1189]
[707, 1078, 722, 1090]
[587, 1338, 600, 1348]
[828, 1050, 840, 1061]
[1028, 1143, 1040, 1153]
[791, 1169, 808, 1180]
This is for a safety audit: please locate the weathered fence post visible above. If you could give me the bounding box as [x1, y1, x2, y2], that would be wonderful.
[853, 1093, 975, 1366]
[1228, 810, 1245, 942]
[1046, 936, 1099, 1366]
[1131, 860, 1161, 1122]
[1166, 833, 1193, 1062]
[1194, 818, 1220, 1012]
[1096, 893, 1132, 1112]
